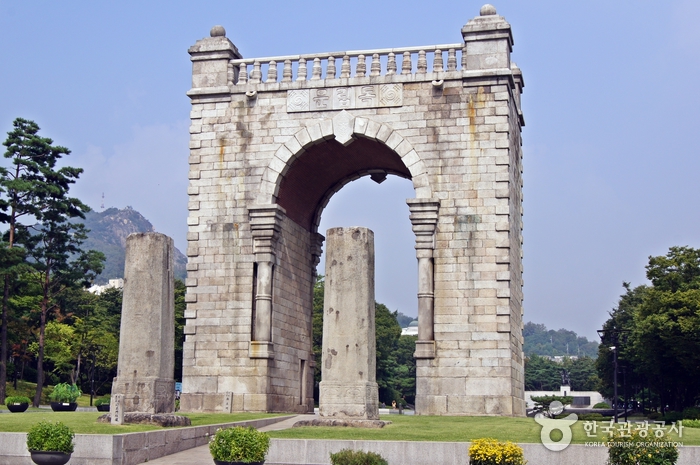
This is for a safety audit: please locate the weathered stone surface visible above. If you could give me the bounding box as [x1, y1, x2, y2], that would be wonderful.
[320, 227, 378, 420]
[111, 233, 176, 416]
[98, 413, 192, 427]
[293, 419, 391, 428]
[182, 5, 525, 417]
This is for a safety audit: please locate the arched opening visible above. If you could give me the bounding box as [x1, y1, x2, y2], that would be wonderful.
[273, 136, 421, 408]
[276, 137, 412, 232]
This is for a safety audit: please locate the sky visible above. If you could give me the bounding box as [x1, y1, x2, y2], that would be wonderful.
[1, 1, 699, 341]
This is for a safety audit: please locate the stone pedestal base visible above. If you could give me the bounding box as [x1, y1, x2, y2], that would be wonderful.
[294, 418, 391, 428]
[249, 341, 274, 359]
[111, 377, 175, 414]
[414, 340, 436, 359]
[319, 381, 379, 420]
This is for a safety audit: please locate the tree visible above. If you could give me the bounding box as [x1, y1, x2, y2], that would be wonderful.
[0, 118, 63, 403]
[524, 354, 561, 391]
[174, 279, 186, 381]
[374, 302, 402, 404]
[565, 356, 599, 392]
[0, 118, 104, 406]
[598, 247, 700, 413]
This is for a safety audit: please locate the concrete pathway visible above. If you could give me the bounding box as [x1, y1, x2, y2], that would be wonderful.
[142, 414, 317, 465]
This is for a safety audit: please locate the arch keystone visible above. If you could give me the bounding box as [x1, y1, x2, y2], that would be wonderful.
[332, 110, 355, 146]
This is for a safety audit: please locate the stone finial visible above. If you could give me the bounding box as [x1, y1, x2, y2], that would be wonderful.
[480, 4, 497, 16]
[210, 25, 226, 37]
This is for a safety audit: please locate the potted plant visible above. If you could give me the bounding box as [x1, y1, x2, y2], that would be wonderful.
[26, 420, 75, 465]
[94, 397, 110, 412]
[49, 383, 81, 411]
[5, 395, 31, 413]
[209, 426, 270, 465]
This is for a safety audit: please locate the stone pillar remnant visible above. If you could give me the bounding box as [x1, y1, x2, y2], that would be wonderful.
[319, 227, 379, 420]
[111, 233, 175, 415]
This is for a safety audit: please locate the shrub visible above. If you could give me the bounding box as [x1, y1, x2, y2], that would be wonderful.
[593, 402, 611, 409]
[26, 421, 75, 453]
[661, 411, 683, 423]
[208, 426, 270, 463]
[329, 449, 388, 465]
[4, 395, 31, 405]
[681, 407, 700, 420]
[469, 438, 526, 465]
[578, 413, 605, 421]
[683, 419, 700, 428]
[94, 397, 110, 407]
[49, 383, 82, 403]
[607, 430, 678, 465]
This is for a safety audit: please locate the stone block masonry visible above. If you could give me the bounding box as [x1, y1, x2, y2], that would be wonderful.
[181, 3, 525, 416]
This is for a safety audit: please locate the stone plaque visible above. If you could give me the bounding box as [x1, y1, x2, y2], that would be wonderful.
[287, 84, 403, 112]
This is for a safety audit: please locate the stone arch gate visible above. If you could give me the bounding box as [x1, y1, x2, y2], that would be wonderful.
[181, 5, 525, 416]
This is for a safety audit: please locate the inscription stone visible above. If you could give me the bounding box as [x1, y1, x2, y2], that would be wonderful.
[287, 84, 403, 112]
[111, 233, 176, 415]
[319, 227, 379, 420]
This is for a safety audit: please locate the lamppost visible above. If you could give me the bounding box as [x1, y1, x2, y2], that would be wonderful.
[598, 328, 623, 423]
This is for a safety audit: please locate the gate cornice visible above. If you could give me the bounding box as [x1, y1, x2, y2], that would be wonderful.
[257, 110, 432, 205]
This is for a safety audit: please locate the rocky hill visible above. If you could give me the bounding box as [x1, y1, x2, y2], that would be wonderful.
[81, 207, 187, 283]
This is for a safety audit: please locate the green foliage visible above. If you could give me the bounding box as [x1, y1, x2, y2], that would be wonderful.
[374, 302, 402, 404]
[593, 402, 611, 409]
[598, 247, 700, 412]
[26, 421, 75, 453]
[468, 438, 526, 465]
[530, 395, 573, 418]
[329, 448, 388, 465]
[174, 279, 186, 381]
[682, 407, 700, 420]
[577, 413, 608, 421]
[4, 395, 30, 404]
[94, 397, 110, 407]
[684, 419, 700, 428]
[523, 321, 598, 357]
[49, 383, 81, 403]
[208, 426, 270, 462]
[1, 118, 105, 406]
[524, 354, 560, 390]
[524, 354, 599, 392]
[395, 312, 414, 328]
[607, 429, 678, 465]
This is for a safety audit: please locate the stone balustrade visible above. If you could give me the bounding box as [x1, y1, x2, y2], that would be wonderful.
[229, 44, 464, 87]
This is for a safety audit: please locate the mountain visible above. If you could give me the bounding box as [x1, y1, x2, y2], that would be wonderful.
[523, 322, 598, 358]
[81, 207, 187, 284]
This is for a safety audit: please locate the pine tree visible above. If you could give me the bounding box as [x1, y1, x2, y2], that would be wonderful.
[0, 118, 103, 406]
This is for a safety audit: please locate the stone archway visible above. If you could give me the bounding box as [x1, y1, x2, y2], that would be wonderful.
[181, 5, 526, 416]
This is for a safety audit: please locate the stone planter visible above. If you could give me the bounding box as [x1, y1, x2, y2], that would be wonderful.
[49, 402, 77, 412]
[96, 404, 110, 412]
[7, 402, 29, 413]
[214, 461, 264, 465]
[29, 451, 72, 465]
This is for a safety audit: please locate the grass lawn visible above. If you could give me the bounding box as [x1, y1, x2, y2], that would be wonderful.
[0, 411, 283, 434]
[268, 415, 700, 446]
